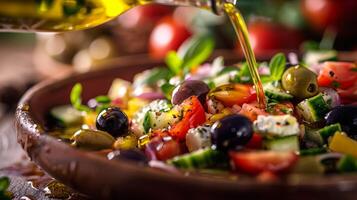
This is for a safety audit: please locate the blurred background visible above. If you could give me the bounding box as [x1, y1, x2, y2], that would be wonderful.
[0, 0, 357, 166]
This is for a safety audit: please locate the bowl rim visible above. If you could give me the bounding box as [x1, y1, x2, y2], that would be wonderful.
[15, 61, 357, 198]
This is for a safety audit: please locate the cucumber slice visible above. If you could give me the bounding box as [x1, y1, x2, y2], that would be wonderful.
[337, 154, 357, 173]
[168, 148, 227, 169]
[50, 105, 83, 127]
[264, 135, 299, 152]
[292, 156, 325, 174]
[297, 93, 331, 122]
[300, 147, 327, 156]
[264, 82, 293, 101]
[144, 109, 180, 133]
[318, 123, 342, 143]
[303, 128, 324, 147]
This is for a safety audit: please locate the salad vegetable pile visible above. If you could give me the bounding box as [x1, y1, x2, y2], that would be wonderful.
[48, 35, 357, 179]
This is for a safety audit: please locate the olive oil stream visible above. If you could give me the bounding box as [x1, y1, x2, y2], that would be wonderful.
[223, 2, 266, 108]
[0, 0, 266, 108]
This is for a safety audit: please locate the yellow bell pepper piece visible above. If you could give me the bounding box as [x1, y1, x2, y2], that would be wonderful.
[113, 135, 138, 150]
[329, 132, 357, 158]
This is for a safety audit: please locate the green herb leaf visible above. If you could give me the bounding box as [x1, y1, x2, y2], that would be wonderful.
[95, 95, 111, 104]
[136, 68, 173, 86]
[143, 112, 151, 134]
[160, 82, 175, 100]
[165, 51, 183, 74]
[269, 53, 286, 81]
[178, 34, 215, 73]
[70, 83, 91, 112]
[70, 83, 82, 108]
[0, 177, 10, 192]
[351, 67, 357, 72]
[237, 62, 253, 83]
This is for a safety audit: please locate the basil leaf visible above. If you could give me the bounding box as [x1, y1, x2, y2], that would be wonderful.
[143, 112, 151, 134]
[136, 68, 173, 86]
[95, 95, 111, 104]
[0, 177, 9, 192]
[160, 82, 175, 100]
[70, 83, 91, 112]
[237, 62, 252, 83]
[70, 83, 82, 108]
[165, 51, 183, 75]
[269, 53, 286, 81]
[178, 34, 214, 73]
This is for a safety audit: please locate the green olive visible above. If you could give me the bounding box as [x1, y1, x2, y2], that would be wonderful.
[281, 65, 319, 99]
[71, 129, 115, 150]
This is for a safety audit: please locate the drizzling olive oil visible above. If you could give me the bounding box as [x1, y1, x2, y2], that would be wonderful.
[223, 2, 266, 108]
[0, 0, 150, 31]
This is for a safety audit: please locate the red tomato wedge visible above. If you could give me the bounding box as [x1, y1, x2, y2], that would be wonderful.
[209, 84, 257, 107]
[245, 133, 263, 149]
[238, 103, 268, 121]
[168, 96, 206, 141]
[230, 151, 298, 175]
[317, 62, 357, 89]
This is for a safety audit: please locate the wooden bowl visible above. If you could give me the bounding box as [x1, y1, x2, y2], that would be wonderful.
[15, 54, 357, 200]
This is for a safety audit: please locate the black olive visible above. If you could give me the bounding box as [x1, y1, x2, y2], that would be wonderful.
[108, 149, 148, 165]
[171, 80, 209, 105]
[210, 114, 253, 152]
[325, 105, 357, 139]
[96, 107, 129, 137]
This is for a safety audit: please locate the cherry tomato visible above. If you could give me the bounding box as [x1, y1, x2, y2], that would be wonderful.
[169, 96, 206, 141]
[230, 151, 298, 175]
[301, 0, 357, 35]
[145, 136, 183, 161]
[209, 84, 257, 107]
[337, 83, 357, 104]
[317, 62, 357, 89]
[149, 16, 192, 59]
[245, 133, 263, 149]
[237, 21, 303, 57]
[238, 103, 267, 122]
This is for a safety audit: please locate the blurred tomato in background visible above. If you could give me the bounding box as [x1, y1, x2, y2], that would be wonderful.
[301, 0, 357, 37]
[149, 16, 192, 59]
[235, 21, 304, 57]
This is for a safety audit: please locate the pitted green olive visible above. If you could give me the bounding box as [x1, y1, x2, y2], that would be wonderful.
[282, 65, 318, 99]
[71, 129, 115, 150]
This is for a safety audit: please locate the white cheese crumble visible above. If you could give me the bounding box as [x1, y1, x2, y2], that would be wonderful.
[253, 115, 300, 137]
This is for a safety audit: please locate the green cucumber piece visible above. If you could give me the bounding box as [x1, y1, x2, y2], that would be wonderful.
[304, 128, 324, 147]
[50, 105, 83, 127]
[337, 154, 357, 173]
[264, 135, 299, 152]
[264, 82, 293, 101]
[318, 123, 342, 143]
[168, 148, 227, 169]
[292, 156, 325, 174]
[297, 93, 331, 122]
[300, 147, 327, 156]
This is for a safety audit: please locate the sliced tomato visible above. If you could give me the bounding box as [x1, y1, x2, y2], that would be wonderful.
[238, 103, 268, 121]
[317, 62, 357, 89]
[267, 102, 294, 115]
[245, 133, 263, 149]
[230, 151, 298, 175]
[337, 83, 357, 104]
[209, 84, 257, 107]
[168, 96, 206, 141]
[145, 136, 184, 161]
